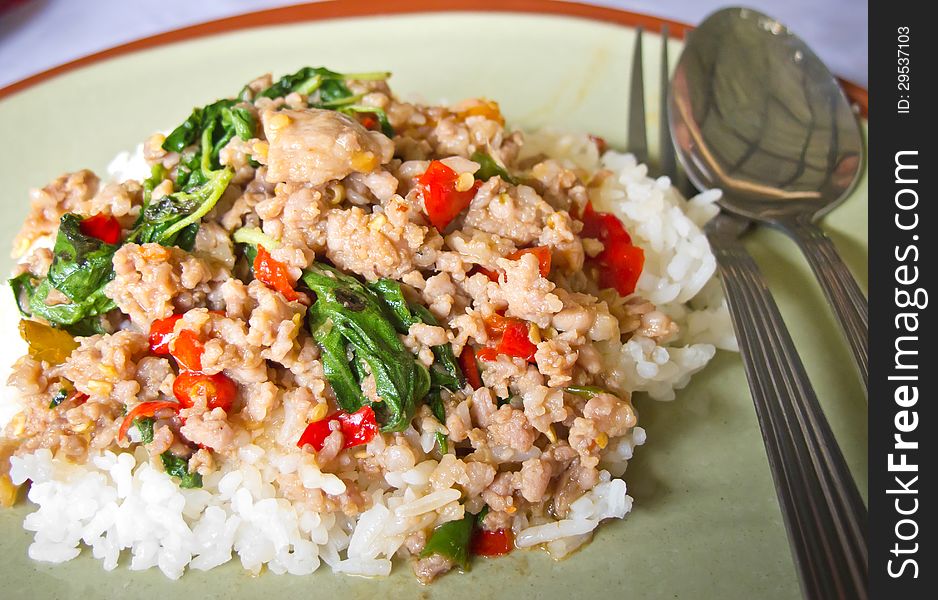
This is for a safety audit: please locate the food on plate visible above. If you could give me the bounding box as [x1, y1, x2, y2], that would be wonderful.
[0, 67, 734, 581]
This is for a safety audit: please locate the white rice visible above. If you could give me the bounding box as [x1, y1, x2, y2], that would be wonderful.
[3, 129, 733, 578]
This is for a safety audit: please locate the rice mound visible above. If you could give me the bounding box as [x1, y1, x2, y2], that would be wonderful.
[10, 426, 646, 578]
[3, 129, 731, 578]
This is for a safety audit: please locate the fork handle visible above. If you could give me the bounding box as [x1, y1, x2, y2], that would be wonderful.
[776, 215, 869, 392]
[709, 230, 868, 600]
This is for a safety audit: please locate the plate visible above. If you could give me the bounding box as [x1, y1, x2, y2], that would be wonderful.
[0, 2, 868, 598]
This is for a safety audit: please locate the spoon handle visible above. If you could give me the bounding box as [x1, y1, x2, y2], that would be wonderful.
[777, 216, 868, 392]
[707, 215, 868, 600]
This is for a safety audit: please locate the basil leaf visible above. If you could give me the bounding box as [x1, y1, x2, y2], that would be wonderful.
[368, 279, 464, 392]
[135, 417, 155, 444]
[9, 272, 37, 317]
[308, 311, 368, 413]
[427, 389, 449, 454]
[160, 451, 202, 489]
[162, 107, 203, 153]
[129, 167, 232, 250]
[27, 279, 115, 335]
[258, 67, 394, 136]
[142, 163, 168, 205]
[302, 263, 429, 432]
[258, 67, 389, 102]
[161, 98, 253, 195]
[47, 214, 119, 302]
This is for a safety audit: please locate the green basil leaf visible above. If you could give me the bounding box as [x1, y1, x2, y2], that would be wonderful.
[135, 417, 155, 444]
[9, 272, 37, 317]
[302, 263, 428, 432]
[28, 279, 115, 334]
[129, 167, 232, 249]
[160, 451, 202, 489]
[47, 214, 119, 302]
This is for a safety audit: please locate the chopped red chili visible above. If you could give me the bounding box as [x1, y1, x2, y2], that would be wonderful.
[476, 347, 499, 362]
[170, 329, 204, 372]
[483, 313, 513, 336]
[296, 406, 379, 452]
[254, 245, 303, 303]
[173, 371, 237, 412]
[118, 401, 179, 441]
[470, 265, 500, 282]
[480, 314, 537, 362]
[580, 202, 645, 296]
[358, 114, 379, 130]
[458, 347, 483, 390]
[471, 528, 514, 557]
[79, 214, 122, 244]
[416, 160, 481, 231]
[149, 314, 183, 355]
[497, 320, 537, 361]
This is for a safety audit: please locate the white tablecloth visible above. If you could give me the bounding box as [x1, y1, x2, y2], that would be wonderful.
[0, 0, 867, 89]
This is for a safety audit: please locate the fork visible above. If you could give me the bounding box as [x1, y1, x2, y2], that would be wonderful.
[628, 27, 868, 600]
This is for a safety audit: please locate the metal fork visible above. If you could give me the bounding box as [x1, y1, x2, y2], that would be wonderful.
[628, 28, 868, 600]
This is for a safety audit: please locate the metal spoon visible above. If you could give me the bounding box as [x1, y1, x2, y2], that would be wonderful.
[648, 25, 867, 599]
[668, 6, 868, 391]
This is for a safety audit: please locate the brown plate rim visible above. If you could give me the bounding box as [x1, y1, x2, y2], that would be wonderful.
[0, 0, 868, 117]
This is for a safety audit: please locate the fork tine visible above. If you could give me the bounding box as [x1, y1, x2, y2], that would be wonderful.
[657, 24, 697, 197]
[628, 27, 648, 164]
[658, 24, 677, 180]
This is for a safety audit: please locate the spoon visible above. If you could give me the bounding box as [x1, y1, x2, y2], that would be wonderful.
[668, 6, 868, 391]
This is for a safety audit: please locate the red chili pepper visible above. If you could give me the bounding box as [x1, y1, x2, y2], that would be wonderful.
[470, 265, 500, 282]
[481, 314, 537, 362]
[471, 528, 514, 557]
[580, 202, 645, 296]
[358, 114, 379, 130]
[118, 401, 179, 441]
[149, 314, 183, 355]
[416, 160, 481, 231]
[497, 321, 537, 361]
[598, 235, 644, 297]
[506, 246, 551, 278]
[170, 329, 204, 372]
[476, 347, 499, 363]
[173, 371, 237, 412]
[458, 347, 483, 390]
[254, 245, 302, 303]
[79, 214, 122, 244]
[483, 313, 513, 336]
[296, 405, 379, 452]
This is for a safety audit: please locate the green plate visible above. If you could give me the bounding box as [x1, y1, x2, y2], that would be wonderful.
[0, 9, 868, 599]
